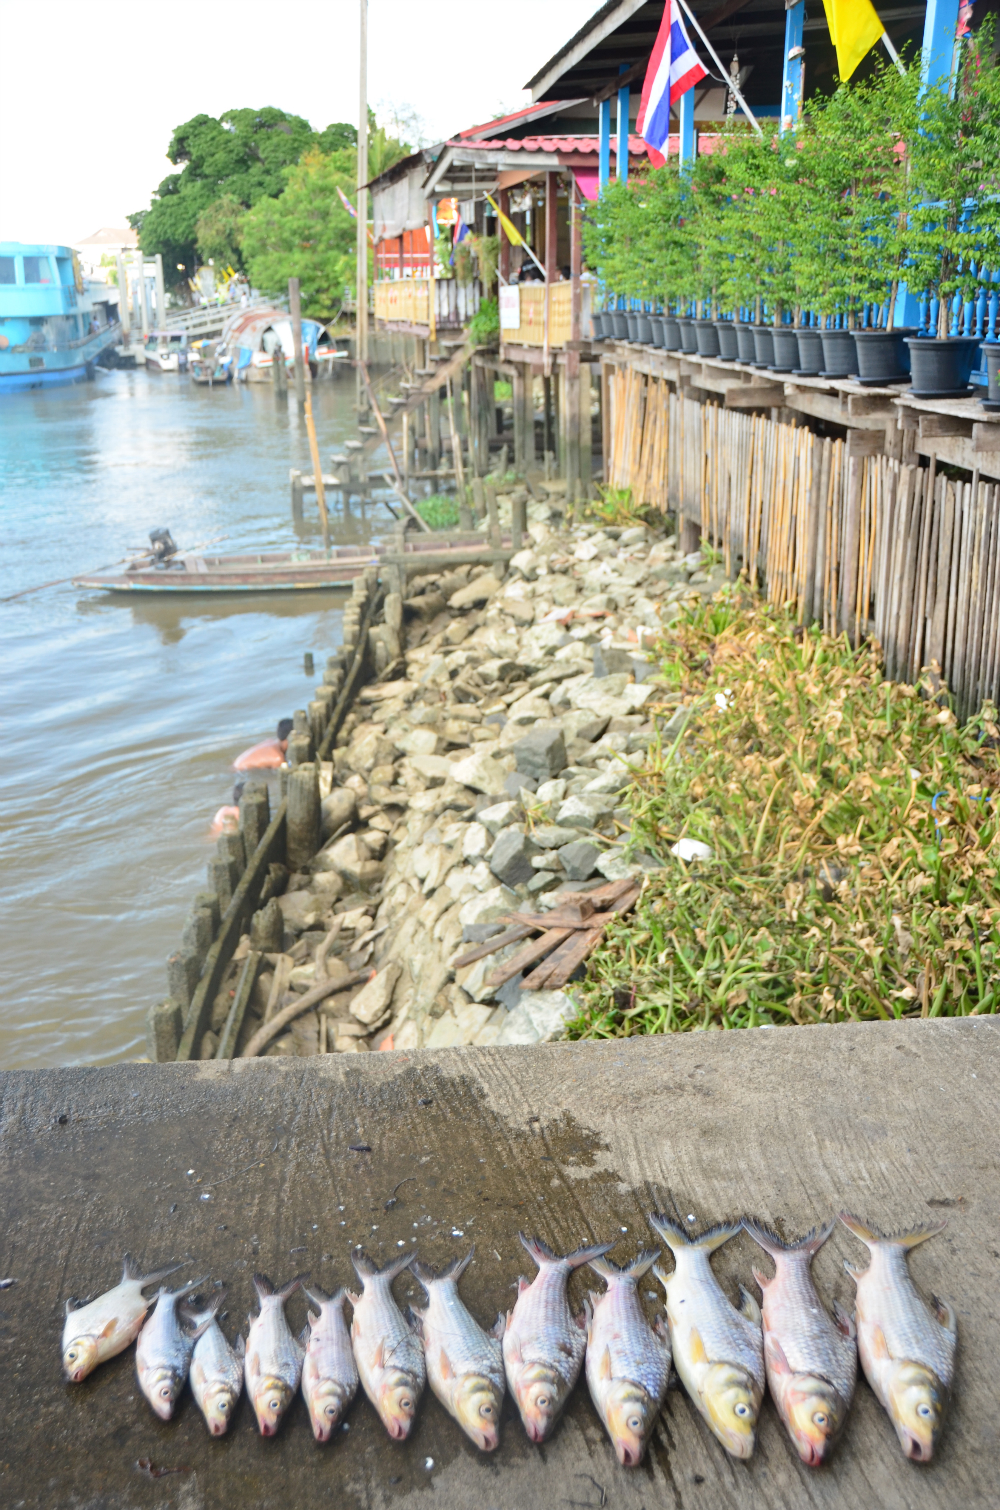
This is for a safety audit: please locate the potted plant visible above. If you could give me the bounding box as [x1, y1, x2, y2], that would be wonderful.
[901, 24, 1000, 395]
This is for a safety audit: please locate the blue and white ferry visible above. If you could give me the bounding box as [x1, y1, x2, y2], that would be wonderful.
[0, 242, 120, 394]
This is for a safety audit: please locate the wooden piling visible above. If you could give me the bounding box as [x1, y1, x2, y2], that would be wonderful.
[286, 762, 320, 873]
[288, 277, 306, 409]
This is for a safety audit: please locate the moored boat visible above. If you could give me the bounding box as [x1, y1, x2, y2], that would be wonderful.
[0, 241, 120, 393]
[144, 330, 189, 372]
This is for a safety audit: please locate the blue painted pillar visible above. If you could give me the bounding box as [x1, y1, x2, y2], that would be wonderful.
[598, 98, 611, 192]
[678, 88, 696, 169]
[921, 0, 960, 89]
[617, 66, 630, 182]
[780, 1, 805, 135]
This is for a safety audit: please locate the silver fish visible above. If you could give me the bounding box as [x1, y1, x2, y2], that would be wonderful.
[412, 1248, 505, 1453]
[840, 1213, 957, 1462]
[62, 1253, 184, 1382]
[649, 1214, 764, 1459]
[300, 1286, 359, 1443]
[502, 1232, 613, 1444]
[349, 1249, 425, 1441]
[244, 1272, 306, 1437]
[135, 1275, 208, 1420]
[744, 1219, 857, 1466]
[187, 1287, 244, 1437]
[585, 1250, 671, 1467]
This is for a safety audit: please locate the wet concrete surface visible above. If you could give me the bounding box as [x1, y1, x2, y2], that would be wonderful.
[1, 1020, 997, 1509]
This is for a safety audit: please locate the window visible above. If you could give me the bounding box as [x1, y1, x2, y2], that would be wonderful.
[23, 256, 52, 284]
[0, 256, 15, 284]
[57, 258, 74, 285]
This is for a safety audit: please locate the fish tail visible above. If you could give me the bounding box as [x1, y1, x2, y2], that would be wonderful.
[351, 1247, 413, 1285]
[649, 1212, 740, 1255]
[412, 1246, 475, 1290]
[253, 1272, 275, 1299]
[170, 1274, 211, 1301]
[302, 1285, 330, 1310]
[253, 1271, 306, 1302]
[565, 1239, 614, 1270]
[235, 1333, 246, 1360]
[182, 1285, 228, 1327]
[743, 1217, 835, 1259]
[839, 1212, 946, 1251]
[588, 1248, 660, 1281]
[276, 1273, 308, 1303]
[122, 1253, 186, 1288]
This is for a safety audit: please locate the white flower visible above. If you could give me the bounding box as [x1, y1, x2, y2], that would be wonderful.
[714, 688, 734, 711]
[909, 768, 921, 781]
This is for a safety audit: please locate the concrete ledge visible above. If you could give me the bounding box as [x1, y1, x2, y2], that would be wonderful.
[1, 1018, 996, 1508]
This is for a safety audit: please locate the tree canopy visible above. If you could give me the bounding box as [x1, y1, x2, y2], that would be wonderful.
[240, 147, 361, 318]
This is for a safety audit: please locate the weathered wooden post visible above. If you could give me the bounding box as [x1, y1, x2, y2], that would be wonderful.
[427, 388, 441, 470]
[290, 469, 304, 525]
[250, 897, 284, 952]
[239, 781, 270, 854]
[287, 761, 320, 872]
[146, 999, 183, 1062]
[289, 277, 306, 409]
[511, 493, 526, 551]
[485, 481, 501, 548]
[167, 947, 201, 1011]
[357, 0, 370, 414]
[273, 341, 288, 393]
[154, 254, 167, 330]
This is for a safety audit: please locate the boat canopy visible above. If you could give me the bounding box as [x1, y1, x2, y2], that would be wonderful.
[219, 305, 335, 370]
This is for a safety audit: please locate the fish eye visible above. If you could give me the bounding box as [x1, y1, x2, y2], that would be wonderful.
[67, 1351, 77, 1362]
[219, 1400, 229, 1412]
[399, 1396, 412, 1411]
[269, 1398, 280, 1411]
[734, 1403, 750, 1418]
[628, 1416, 642, 1430]
[917, 1403, 932, 1418]
[480, 1403, 494, 1418]
[537, 1395, 549, 1409]
[813, 1412, 828, 1427]
[325, 1404, 337, 1418]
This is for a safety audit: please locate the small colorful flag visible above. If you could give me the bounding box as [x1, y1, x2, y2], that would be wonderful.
[637, 0, 709, 153]
[821, 0, 886, 82]
[336, 186, 358, 219]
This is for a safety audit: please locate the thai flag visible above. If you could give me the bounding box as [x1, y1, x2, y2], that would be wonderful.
[336, 185, 358, 219]
[637, 0, 708, 153]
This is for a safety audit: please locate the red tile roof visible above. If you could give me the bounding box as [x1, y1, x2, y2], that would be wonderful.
[447, 134, 650, 156]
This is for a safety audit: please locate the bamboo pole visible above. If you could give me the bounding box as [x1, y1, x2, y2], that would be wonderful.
[303, 390, 330, 554]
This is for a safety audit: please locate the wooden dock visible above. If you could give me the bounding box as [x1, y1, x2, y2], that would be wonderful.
[1, 1019, 995, 1508]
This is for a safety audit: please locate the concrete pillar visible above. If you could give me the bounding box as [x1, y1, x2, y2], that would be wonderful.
[679, 89, 697, 170]
[116, 254, 131, 341]
[616, 69, 630, 182]
[598, 99, 611, 192]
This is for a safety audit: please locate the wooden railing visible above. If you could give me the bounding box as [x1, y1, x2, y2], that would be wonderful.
[374, 278, 482, 330]
[500, 281, 574, 349]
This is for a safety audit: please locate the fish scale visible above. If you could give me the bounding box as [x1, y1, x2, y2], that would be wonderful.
[667, 1247, 763, 1383]
[413, 1250, 505, 1452]
[350, 1250, 425, 1441]
[855, 1243, 954, 1380]
[244, 1273, 305, 1436]
[585, 1251, 671, 1467]
[589, 1269, 670, 1399]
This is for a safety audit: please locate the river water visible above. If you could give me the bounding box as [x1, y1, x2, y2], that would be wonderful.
[1, 369, 397, 1071]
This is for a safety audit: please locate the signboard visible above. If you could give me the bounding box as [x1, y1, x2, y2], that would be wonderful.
[499, 285, 521, 331]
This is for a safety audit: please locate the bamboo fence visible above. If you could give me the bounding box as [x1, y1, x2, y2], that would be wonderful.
[607, 366, 999, 719]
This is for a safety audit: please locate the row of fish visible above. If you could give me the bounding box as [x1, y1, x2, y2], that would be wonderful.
[60, 1211, 957, 1467]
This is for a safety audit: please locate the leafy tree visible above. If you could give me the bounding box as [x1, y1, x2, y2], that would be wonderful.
[239, 147, 360, 318]
[194, 194, 245, 269]
[131, 107, 355, 287]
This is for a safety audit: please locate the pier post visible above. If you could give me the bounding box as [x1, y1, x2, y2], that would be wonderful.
[116, 254, 131, 346]
[511, 493, 526, 551]
[287, 762, 320, 872]
[289, 277, 307, 409]
[146, 999, 183, 1063]
[154, 254, 167, 329]
[290, 469, 304, 525]
[427, 389, 441, 469]
[273, 343, 287, 394]
[167, 947, 200, 1010]
[239, 781, 270, 853]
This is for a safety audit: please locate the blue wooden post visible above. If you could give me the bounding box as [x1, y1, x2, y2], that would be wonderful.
[678, 88, 696, 169]
[617, 67, 630, 182]
[598, 98, 611, 192]
[921, 0, 960, 89]
[780, 1, 805, 135]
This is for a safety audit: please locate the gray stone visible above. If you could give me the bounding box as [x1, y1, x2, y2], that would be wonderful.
[458, 884, 517, 928]
[494, 989, 582, 1045]
[350, 963, 402, 1027]
[320, 786, 357, 839]
[489, 829, 541, 887]
[527, 870, 560, 893]
[559, 710, 610, 744]
[513, 724, 566, 782]
[557, 839, 601, 881]
[449, 572, 502, 609]
[503, 772, 537, 798]
[534, 778, 566, 805]
[593, 645, 634, 678]
[449, 746, 517, 793]
[461, 921, 506, 944]
[477, 800, 521, 836]
[556, 793, 617, 830]
[532, 824, 582, 850]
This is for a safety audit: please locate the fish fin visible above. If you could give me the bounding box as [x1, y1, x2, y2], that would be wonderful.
[253, 1272, 275, 1300]
[275, 1273, 308, 1304]
[517, 1276, 531, 1296]
[765, 1334, 791, 1375]
[751, 1265, 771, 1293]
[931, 1295, 958, 1336]
[302, 1285, 330, 1311]
[490, 1312, 506, 1341]
[122, 1253, 186, 1289]
[98, 1316, 119, 1341]
[738, 1284, 762, 1328]
[299, 1323, 311, 1347]
[188, 1317, 214, 1344]
[833, 1301, 856, 1339]
[64, 1298, 78, 1316]
[412, 1247, 474, 1292]
[743, 1216, 836, 1259]
[518, 1232, 556, 1264]
[589, 1248, 660, 1283]
[649, 1213, 740, 1256]
[688, 1327, 708, 1365]
[235, 1333, 246, 1360]
[439, 1349, 454, 1381]
[182, 1285, 228, 1329]
[346, 1290, 360, 1309]
[653, 1314, 670, 1344]
[598, 1345, 613, 1381]
[372, 1339, 385, 1370]
[171, 1274, 210, 1301]
[565, 1239, 615, 1270]
[843, 1260, 863, 1284]
[869, 1325, 891, 1361]
[840, 1212, 946, 1251]
[652, 1263, 671, 1293]
[351, 1247, 413, 1285]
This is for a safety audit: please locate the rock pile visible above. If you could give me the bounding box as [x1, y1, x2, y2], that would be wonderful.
[238, 514, 729, 1059]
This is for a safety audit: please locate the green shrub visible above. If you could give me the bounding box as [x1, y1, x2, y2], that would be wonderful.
[415, 493, 461, 530]
[468, 295, 499, 344]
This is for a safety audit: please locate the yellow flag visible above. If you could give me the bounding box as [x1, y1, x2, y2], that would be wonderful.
[484, 192, 524, 249]
[822, 0, 885, 82]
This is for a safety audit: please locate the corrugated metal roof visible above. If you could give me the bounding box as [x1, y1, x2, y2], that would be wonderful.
[445, 134, 649, 156]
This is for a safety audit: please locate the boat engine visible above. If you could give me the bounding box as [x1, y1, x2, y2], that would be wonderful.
[149, 528, 178, 561]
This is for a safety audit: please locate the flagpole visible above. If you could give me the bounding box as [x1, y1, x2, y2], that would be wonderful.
[674, 0, 764, 137]
[880, 29, 907, 75]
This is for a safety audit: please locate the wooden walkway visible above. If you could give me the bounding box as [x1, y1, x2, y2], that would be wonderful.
[1, 1018, 995, 1508]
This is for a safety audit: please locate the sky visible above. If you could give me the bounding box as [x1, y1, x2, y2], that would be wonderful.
[0, 0, 599, 248]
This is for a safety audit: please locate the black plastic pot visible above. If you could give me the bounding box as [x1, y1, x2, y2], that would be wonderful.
[626, 312, 641, 342]
[677, 317, 699, 354]
[819, 328, 860, 378]
[981, 342, 1000, 411]
[735, 322, 758, 363]
[590, 312, 606, 340]
[693, 319, 721, 357]
[636, 313, 653, 343]
[662, 317, 682, 351]
[905, 335, 980, 397]
[611, 311, 629, 339]
[794, 327, 824, 375]
[770, 328, 799, 372]
[751, 326, 775, 367]
[715, 321, 739, 360]
[852, 327, 916, 386]
[649, 314, 666, 348]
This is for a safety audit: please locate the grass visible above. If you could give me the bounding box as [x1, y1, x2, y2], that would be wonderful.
[574, 483, 665, 531]
[567, 594, 1000, 1038]
[414, 493, 461, 530]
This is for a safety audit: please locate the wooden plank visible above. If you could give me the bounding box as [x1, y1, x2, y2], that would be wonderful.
[215, 950, 261, 1060]
[973, 422, 1000, 453]
[846, 429, 885, 458]
[724, 383, 785, 409]
[520, 926, 605, 989]
[452, 924, 536, 970]
[485, 928, 573, 988]
[919, 413, 974, 439]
